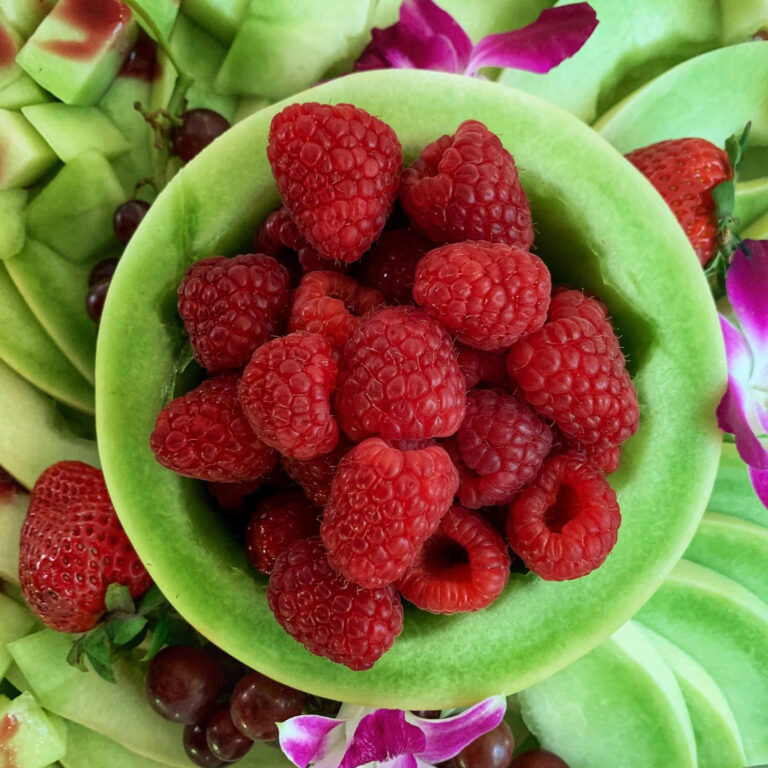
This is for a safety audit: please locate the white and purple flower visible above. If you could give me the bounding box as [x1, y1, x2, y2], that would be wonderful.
[355, 0, 598, 78]
[717, 239, 768, 508]
[279, 696, 506, 768]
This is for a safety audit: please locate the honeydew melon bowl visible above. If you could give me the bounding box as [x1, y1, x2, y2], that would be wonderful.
[96, 69, 725, 709]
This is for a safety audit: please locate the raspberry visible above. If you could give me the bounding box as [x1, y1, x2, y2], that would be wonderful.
[506, 450, 621, 580]
[584, 443, 621, 474]
[398, 506, 510, 614]
[267, 102, 402, 263]
[413, 241, 550, 351]
[321, 438, 459, 588]
[448, 388, 553, 509]
[335, 306, 466, 441]
[239, 332, 339, 460]
[268, 537, 403, 670]
[288, 271, 384, 353]
[280, 436, 353, 507]
[244, 489, 321, 574]
[178, 254, 290, 374]
[455, 344, 509, 389]
[207, 479, 267, 515]
[357, 228, 433, 304]
[507, 316, 639, 447]
[399, 120, 534, 248]
[151, 375, 277, 483]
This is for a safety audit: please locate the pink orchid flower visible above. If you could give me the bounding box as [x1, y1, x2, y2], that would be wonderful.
[355, 0, 597, 77]
[279, 696, 506, 768]
[717, 240, 768, 508]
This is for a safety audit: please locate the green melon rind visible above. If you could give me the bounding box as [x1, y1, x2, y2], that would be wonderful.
[96, 69, 724, 707]
[518, 621, 697, 768]
[638, 624, 746, 768]
[707, 442, 768, 528]
[0, 490, 28, 582]
[636, 559, 768, 763]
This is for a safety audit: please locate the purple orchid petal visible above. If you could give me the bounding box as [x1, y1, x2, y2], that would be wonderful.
[339, 709, 427, 768]
[717, 374, 768, 471]
[413, 696, 506, 763]
[720, 314, 753, 384]
[278, 715, 345, 768]
[398, 0, 472, 66]
[749, 464, 768, 508]
[379, 755, 419, 768]
[464, 2, 598, 76]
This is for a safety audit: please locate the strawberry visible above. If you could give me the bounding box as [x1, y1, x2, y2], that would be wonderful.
[18, 461, 152, 633]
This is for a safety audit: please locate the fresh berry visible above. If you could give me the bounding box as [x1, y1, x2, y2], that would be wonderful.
[230, 671, 305, 741]
[113, 199, 150, 244]
[506, 451, 621, 580]
[449, 388, 552, 509]
[244, 489, 321, 574]
[453, 721, 516, 768]
[267, 102, 402, 263]
[85, 278, 111, 324]
[205, 705, 253, 761]
[178, 254, 290, 374]
[455, 344, 509, 389]
[507, 316, 639, 448]
[357, 228, 433, 304]
[184, 722, 226, 767]
[510, 749, 570, 768]
[18, 461, 152, 633]
[206, 479, 266, 516]
[398, 506, 510, 614]
[583, 442, 621, 474]
[280, 436, 352, 507]
[268, 537, 404, 670]
[549, 288, 622, 361]
[413, 241, 550, 351]
[89, 257, 119, 286]
[625, 138, 731, 266]
[321, 438, 459, 588]
[239, 331, 339, 460]
[399, 120, 534, 248]
[335, 306, 466, 441]
[151, 375, 277, 483]
[288, 271, 384, 352]
[172, 109, 231, 163]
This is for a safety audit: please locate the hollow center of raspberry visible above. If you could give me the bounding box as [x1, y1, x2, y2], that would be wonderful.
[544, 484, 580, 533]
[423, 534, 470, 579]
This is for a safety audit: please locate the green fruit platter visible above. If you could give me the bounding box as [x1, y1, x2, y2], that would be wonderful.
[0, 0, 767, 767]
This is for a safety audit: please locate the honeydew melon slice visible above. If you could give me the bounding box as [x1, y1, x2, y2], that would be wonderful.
[123, 0, 180, 46]
[0, 265, 94, 414]
[636, 559, 768, 763]
[0, 189, 26, 261]
[0, 71, 50, 109]
[0, 108, 56, 189]
[0, 691, 67, 768]
[0, 489, 27, 582]
[0, 595, 36, 679]
[743, 208, 768, 239]
[97, 69, 724, 708]
[518, 621, 696, 768]
[181, 0, 248, 45]
[0, 359, 98, 489]
[734, 177, 768, 231]
[0, 10, 25, 90]
[2, 0, 55, 39]
[708, 442, 768, 528]
[638, 625, 746, 768]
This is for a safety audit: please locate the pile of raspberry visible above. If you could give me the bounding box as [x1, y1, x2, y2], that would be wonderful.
[150, 102, 639, 671]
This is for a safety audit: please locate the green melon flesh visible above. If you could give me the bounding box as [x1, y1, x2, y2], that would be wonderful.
[734, 177, 768, 232]
[96, 70, 724, 708]
[708, 442, 768, 528]
[518, 622, 696, 768]
[0, 108, 56, 189]
[181, 0, 248, 44]
[123, 0, 180, 45]
[0, 72, 50, 109]
[636, 559, 768, 763]
[0, 11, 24, 90]
[0, 189, 26, 261]
[638, 625, 746, 768]
[0, 691, 67, 768]
[0, 358, 98, 488]
[0, 595, 36, 679]
[744, 209, 768, 239]
[0, 490, 27, 582]
[1, 0, 55, 38]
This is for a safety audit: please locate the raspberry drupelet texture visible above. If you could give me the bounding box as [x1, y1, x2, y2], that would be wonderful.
[267, 102, 403, 263]
[413, 241, 551, 351]
[239, 332, 339, 460]
[398, 506, 511, 614]
[399, 120, 534, 248]
[335, 306, 467, 441]
[19, 462, 152, 632]
[151, 375, 277, 483]
[280, 435, 353, 507]
[321, 438, 460, 589]
[288, 271, 385, 353]
[177, 254, 290, 374]
[506, 450, 621, 580]
[455, 343, 509, 390]
[449, 388, 553, 509]
[267, 537, 404, 670]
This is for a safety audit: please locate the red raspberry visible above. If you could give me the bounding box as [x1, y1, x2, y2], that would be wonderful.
[413, 241, 550, 351]
[335, 306, 466, 441]
[550, 429, 623, 475]
[549, 288, 623, 361]
[280, 436, 353, 507]
[207, 479, 267, 516]
[448, 388, 553, 509]
[399, 120, 534, 248]
[288, 271, 384, 353]
[267, 102, 402, 263]
[239, 332, 339, 460]
[398, 506, 510, 614]
[268, 537, 404, 670]
[178, 254, 290, 374]
[357, 228, 433, 304]
[507, 316, 639, 447]
[321, 438, 459, 588]
[151, 375, 277, 483]
[244, 489, 321, 574]
[455, 344, 509, 389]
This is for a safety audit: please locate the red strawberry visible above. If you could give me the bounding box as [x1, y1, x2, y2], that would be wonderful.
[625, 138, 731, 267]
[267, 102, 403, 263]
[18, 461, 152, 632]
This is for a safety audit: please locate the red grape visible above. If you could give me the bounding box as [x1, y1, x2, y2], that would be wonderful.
[206, 705, 253, 761]
[510, 749, 570, 768]
[113, 200, 150, 245]
[183, 722, 226, 767]
[230, 671, 305, 741]
[85, 278, 111, 324]
[172, 109, 230, 163]
[453, 721, 515, 768]
[88, 257, 119, 286]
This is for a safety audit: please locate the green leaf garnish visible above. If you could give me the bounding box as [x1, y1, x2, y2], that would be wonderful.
[104, 583, 136, 614]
